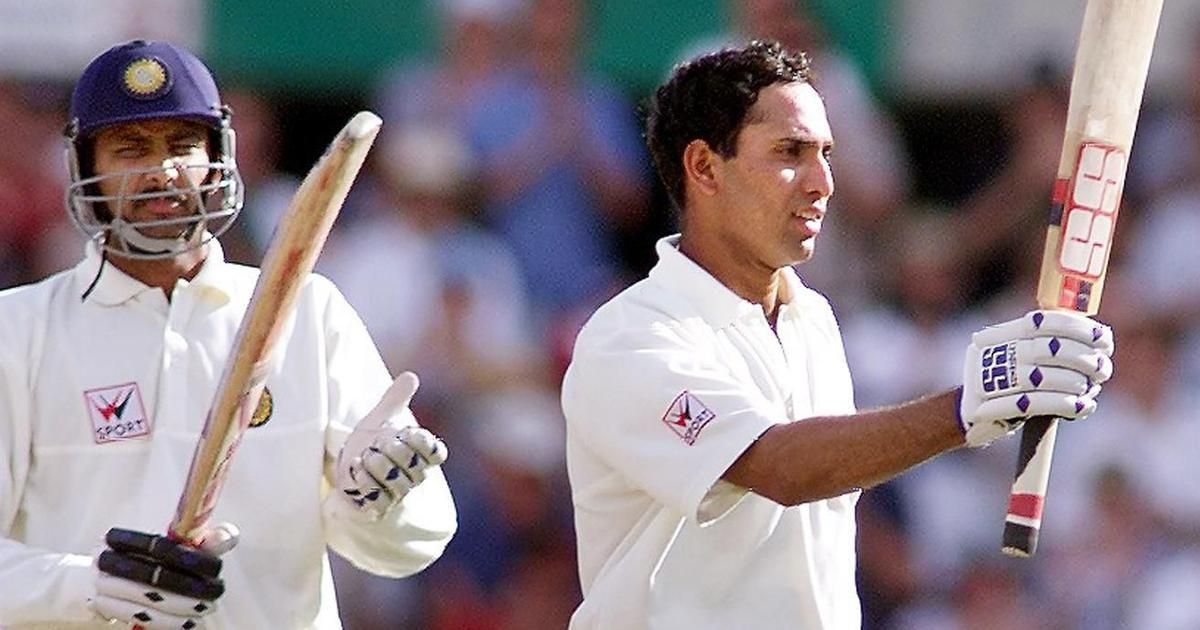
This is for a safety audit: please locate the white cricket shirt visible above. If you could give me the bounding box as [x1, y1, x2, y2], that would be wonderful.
[0, 241, 456, 629]
[561, 235, 861, 629]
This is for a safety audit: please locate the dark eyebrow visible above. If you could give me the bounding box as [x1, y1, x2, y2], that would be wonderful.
[111, 132, 151, 145]
[776, 137, 835, 152]
[105, 126, 205, 144]
[167, 129, 206, 143]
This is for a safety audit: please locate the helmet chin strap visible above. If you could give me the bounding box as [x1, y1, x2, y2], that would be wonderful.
[111, 217, 202, 257]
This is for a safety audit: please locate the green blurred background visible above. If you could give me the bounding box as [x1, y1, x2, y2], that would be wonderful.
[207, 0, 889, 96]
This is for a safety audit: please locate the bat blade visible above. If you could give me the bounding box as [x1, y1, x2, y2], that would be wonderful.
[168, 111, 383, 543]
[1003, 0, 1162, 557]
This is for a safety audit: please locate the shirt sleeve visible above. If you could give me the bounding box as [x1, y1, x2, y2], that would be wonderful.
[562, 317, 782, 526]
[0, 302, 97, 624]
[315, 278, 457, 577]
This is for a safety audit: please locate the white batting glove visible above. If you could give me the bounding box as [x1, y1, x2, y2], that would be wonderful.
[336, 372, 448, 520]
[89, 522, 239, 630]
[959, 310, 1114, 447]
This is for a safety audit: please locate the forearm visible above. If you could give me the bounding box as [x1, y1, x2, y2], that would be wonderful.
[725, 390, 964, 505]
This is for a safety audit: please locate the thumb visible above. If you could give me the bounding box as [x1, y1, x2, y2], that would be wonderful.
[364, 372, 420, 430]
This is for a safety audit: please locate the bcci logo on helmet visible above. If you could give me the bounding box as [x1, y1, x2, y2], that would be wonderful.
[121, 57, 172, 100]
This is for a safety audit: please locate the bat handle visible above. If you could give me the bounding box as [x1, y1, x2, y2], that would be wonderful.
[1002, 415, 1059, 557]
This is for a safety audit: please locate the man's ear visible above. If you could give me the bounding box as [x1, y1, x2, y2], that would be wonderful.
[682, 139, 721, 198]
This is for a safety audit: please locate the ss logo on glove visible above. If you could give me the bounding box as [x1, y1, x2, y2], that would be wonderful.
[980, 342, 1017, 393]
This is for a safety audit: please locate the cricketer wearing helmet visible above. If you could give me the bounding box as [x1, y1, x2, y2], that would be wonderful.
[63, 41, 244, 262]
[0, 41, 456, 629]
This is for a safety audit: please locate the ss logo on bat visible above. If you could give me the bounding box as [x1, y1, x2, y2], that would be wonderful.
[1059, 142, 1125, 278]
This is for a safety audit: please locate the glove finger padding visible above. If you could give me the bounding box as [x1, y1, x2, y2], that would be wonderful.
[977, 365, 1096, 400]
[90, 523, 236, 629]
[95, 573, 219, 618]
[960, 310, 1114, 448]
[974, 389, 1100, 422]
[359, 428, 447, 501]
[971, 337, 1112, 399]
[97, 549, 224, 601]
[105, 528, 223, 580]
[91, 593, 212, 630]
[963, 389, 1102, 451]
[397, 425, 448, 466]
[343, 455, 386, 512]
[363, 443, 419, 493]
[972, 310, 1114, 354]
[1016, 337, 1114, 383]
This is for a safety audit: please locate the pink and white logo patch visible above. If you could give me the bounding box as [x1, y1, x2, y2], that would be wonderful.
[84, 382, 151, 443]
[662, 391, 716, 445]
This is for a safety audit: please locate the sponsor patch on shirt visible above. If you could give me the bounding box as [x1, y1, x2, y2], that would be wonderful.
[84, 382, 151, 443]
[661, 391, 716, 445]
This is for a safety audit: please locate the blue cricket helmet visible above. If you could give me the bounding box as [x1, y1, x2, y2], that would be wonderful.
[69, 39, 225, 138]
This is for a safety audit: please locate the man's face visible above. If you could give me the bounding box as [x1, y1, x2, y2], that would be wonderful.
[91, 118, 212, 240]
[710, 81, 835, 268]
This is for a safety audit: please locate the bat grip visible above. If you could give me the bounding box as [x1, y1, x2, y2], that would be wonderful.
[1002, 415, 1059, 557]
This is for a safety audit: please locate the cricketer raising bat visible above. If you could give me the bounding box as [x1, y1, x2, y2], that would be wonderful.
[168, 111, 383, 544]
[1002, 0, 1163, 557]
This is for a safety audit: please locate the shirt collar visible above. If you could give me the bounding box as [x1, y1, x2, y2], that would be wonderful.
[74, 237, 234, 307]
[647, 235, 757, 328]
[648, 234, 814, 329]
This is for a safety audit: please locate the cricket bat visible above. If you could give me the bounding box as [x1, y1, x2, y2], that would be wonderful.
[167, 111, 383, 543]
[1002, 0, 1163, 557]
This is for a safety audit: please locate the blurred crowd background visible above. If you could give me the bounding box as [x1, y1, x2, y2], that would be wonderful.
[3, 0, 1200, 628]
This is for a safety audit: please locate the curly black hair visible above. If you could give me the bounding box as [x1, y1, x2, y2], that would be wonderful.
[645, 40, 813, 213]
